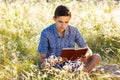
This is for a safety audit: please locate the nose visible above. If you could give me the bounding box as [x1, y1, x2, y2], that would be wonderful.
[61, 23, 66, 27]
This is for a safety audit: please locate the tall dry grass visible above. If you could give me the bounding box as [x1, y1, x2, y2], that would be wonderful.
[0, 0, 120, 79]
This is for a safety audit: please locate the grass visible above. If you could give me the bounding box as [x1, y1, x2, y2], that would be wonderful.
[0, 0, 120, 80]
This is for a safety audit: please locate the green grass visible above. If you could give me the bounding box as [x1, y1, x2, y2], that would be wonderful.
[0, 0, 120, 79]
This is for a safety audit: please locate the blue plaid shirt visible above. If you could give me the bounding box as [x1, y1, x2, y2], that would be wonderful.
[38, 23, 87, 58]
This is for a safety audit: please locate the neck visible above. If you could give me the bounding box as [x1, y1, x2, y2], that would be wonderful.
[58, 32, 64, 37]
[56, 28, 65, 37]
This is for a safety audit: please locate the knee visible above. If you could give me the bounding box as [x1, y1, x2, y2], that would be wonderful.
[92, 54, 101, 62]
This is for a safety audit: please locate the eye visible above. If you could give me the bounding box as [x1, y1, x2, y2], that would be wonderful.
[59, 21, 62, 23]
[65, 21, 69, 23]
[58, 21, 63, 23]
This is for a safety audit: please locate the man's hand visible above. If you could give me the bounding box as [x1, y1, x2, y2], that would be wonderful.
[80, 55, 87, 63]
[62, 57, 68, 61]
[40, 54, 46, 63]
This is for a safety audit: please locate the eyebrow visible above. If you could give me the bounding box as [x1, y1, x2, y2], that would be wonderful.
[58, 20, 69, 23]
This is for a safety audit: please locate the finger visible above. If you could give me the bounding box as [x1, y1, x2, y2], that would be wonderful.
[81, 55, 86, 58]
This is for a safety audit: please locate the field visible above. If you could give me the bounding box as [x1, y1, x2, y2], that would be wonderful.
[0, 0, 120, 80]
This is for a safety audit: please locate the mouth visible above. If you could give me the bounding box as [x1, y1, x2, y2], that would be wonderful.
[59, 28, 65, 32]
[60, 26, 65, 29]
[60, 27, 64, 30]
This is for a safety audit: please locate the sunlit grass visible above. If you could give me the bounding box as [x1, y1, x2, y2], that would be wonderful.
[0, 0, 120, 79]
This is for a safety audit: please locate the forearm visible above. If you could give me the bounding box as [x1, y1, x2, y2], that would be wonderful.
[85, 46, 93, 58]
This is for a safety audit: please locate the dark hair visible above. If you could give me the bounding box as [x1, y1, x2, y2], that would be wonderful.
[54, 5, 71, 18]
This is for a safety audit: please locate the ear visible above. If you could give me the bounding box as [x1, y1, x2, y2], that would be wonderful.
[53, 16, 56, 21]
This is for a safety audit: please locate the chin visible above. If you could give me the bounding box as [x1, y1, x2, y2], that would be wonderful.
[61, 29, 65, 32]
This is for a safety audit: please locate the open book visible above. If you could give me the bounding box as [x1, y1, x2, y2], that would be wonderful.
[61, 47, 88, 61]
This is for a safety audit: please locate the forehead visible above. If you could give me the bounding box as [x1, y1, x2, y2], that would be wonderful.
[56, 16, 71, 20]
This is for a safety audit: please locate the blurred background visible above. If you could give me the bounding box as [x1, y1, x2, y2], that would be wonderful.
[0, 0, 120, 79]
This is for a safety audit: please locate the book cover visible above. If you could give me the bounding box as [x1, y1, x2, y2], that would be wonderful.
[61, 47, 88, 61]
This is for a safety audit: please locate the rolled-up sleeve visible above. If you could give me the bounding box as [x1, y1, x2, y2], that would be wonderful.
[75, 28, 87, 48]
[38, 30, 48, 54]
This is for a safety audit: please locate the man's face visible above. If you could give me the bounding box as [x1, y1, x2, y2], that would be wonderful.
[53, 16, 71, 32]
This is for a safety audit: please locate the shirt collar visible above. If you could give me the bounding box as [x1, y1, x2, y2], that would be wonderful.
[64, 26, 69, 37]
[53, 23, 59, 38]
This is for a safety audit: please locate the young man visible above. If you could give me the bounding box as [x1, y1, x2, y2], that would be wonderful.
[38, 5, 101, 73]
